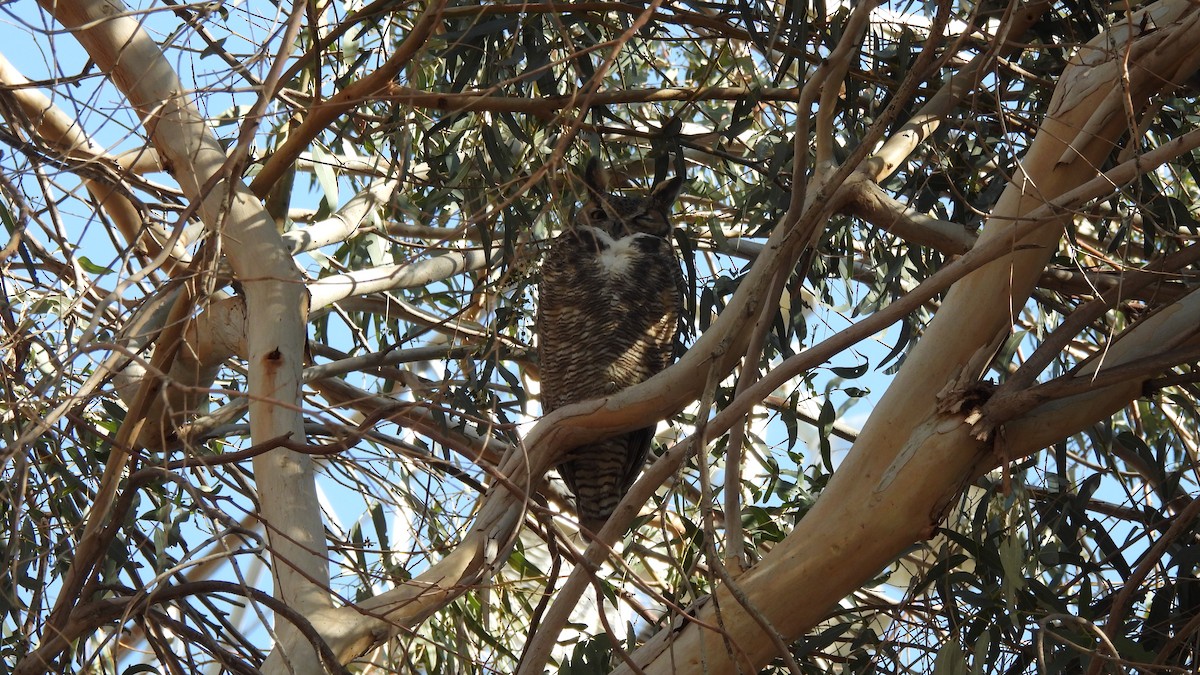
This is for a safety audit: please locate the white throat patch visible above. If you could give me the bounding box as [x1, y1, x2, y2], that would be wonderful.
[588, 227, 652, 278]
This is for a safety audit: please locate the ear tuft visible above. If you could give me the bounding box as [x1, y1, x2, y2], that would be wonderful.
[649, 173, 685, 212]
[583, 159, 609, 195]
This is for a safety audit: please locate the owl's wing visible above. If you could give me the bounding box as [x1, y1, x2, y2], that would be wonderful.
[619, 425, 654, 495]
[536, 231, 612, 410]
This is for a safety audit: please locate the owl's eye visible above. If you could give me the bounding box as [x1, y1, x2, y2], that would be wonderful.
[636, 215, 669, 234]
[588, 208, 607, 220]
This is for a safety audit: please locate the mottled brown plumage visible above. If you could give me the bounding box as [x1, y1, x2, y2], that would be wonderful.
[537, 160, 685, 532]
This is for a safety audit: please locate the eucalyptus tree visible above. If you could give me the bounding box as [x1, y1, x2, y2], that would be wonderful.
[3, 0, 1200, 673]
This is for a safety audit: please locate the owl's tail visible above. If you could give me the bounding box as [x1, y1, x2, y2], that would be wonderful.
[558, 428, 653, 534]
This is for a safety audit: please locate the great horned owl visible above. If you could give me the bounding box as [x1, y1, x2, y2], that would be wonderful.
[537, 160, 685, 532]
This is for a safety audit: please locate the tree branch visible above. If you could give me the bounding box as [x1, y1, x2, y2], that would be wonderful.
[250, 0, 446, 197]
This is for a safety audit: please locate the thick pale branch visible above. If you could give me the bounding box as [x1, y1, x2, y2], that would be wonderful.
[1002, 288, 1200, 455]
[281, 179, 400, 254]
[864, 0, 1051, 182]
[36, 2, 332, 675]
[308, 250, 492, 310]
[844, 178, 976, 254]
[122, 178, 402, 445]
[814, 0, 880, 167]
[0, 53, 194, 271]
[846, 138, 1200, 304]
[112, 290, 247, 448]
[978, 219, 1200, 427]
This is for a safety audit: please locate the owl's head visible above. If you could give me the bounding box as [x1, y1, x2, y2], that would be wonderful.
[575, 159, 685, 238]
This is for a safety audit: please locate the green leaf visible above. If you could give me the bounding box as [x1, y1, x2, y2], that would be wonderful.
[999, 534, 1026, 612]
[830, 361, 868, 379]
[933, 640, 968, 675]
[199, 36, 228, 60]
[818, 397, 835, 471]
[970, 630, 991, 675]
[77, 256, 114, 275]
[310, 144, 339, 210]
